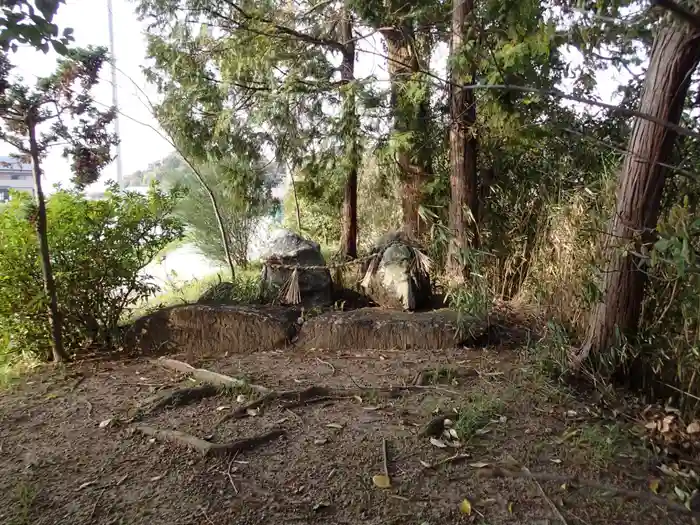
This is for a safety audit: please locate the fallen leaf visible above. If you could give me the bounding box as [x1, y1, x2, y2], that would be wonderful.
[443, 418, 454, 428]
[216, 406, 230, 411]
[419, 460, 431, 468]
[447, 440, 462, 448]
[675, 486, 689, 502]
[560, 483, 568, 491]
[314, 438, 328, 445]
[246, 408, 260, 417]
[688, 422, 700, 434]
[430, 437, 447, 448]
[475, 428, 491, 436]
[469, 462, 490, 468]
[649, 479, 660, 494]
[448, 428, 459, 439]
[235, 395, 247, 403]
[645, 421, 658, 430]
[326, 423, 344, 429]
[507, 502, 514, 513]
[98, 419, 112, 428]
[459, 498, 472, 515]
[372, 474, 391, 488]
[662, 415, 675, 433]
[353, 395, 363, 403]
[550, 458, 562, 464]
[499, 415, 507, 423]
[364, 406, 381, 411]
[77, 480, 97, 491]
[150, 474, 164, 482]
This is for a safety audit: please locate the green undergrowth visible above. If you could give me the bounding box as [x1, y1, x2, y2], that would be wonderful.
[127, 263, 263, 321]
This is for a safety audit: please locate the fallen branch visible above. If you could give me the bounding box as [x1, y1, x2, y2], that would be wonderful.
[157, 358, 271, 395]
[134, 424, 284, 457]
[470, 465, 698, 517]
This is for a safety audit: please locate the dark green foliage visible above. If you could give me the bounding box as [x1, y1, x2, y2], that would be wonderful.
[0, 184, 185, 359]
[0, 0, 74, 54]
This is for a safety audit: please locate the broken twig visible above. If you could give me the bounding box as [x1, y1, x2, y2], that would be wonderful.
[381, 438, 390, 479]
[315, 357, 336, 375]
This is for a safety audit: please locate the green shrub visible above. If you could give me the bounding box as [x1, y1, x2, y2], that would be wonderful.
[0, 182, 185, 359]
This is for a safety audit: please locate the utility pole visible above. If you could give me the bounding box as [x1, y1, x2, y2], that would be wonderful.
[107, 0, 123, 188]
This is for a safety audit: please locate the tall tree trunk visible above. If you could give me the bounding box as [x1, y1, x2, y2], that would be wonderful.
[28, 121, 68, 363]
[339, 7, 358, 259]
[382, 24, 432, 239]
[445, 0, 479, 283]
[574, 20, 700, 372]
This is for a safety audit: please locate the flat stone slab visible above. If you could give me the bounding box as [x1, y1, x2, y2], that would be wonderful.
[125, 305, 300, 356]
[295, 307, 488, 351]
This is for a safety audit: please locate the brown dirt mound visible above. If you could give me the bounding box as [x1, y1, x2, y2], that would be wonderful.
[295, 308, 489, 350]
[124, 304, 300, 357]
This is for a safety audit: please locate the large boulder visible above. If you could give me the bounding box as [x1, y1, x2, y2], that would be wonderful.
[260, 229, 333, 308]
[361, 231, 432, 311]
[124, 304, 300, 357]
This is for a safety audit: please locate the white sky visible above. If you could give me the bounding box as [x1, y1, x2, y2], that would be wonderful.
[0, 0, 630, 193]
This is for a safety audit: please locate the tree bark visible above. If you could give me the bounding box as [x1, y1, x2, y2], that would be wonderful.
[445, 0, 479, 283]
[575, 19, 700, 371]
[28, 120, 68, 363]
[339, 7, 358, 259]
[382, 24, 432, 239]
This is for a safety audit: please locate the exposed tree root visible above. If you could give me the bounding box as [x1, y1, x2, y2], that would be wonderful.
[463, 465, 699, 517]
[423, 453, 471, 470]
[156, 358, 271, 395]
[214, 386, 331, 429]
[134, 424, 285, 457]
[145, 384, 220, 414]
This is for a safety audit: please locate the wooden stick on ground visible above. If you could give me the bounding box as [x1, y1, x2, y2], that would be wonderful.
[156, 358, 271, 395]
[381, 438, 390, 480]
[134, 424, 284, 457]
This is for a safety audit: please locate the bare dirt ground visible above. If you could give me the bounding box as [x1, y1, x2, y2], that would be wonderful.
[0, 343, 695, 525]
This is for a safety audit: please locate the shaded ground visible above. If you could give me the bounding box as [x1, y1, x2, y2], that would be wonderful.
[0, 343, 693, 525]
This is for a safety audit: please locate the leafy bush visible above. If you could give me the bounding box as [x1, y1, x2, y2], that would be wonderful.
[0, 182, 185, 359]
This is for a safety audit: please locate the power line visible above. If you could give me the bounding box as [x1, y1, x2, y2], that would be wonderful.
[107, 0, 123, 188]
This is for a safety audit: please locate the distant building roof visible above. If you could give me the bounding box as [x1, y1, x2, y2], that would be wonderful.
[0, 156, 31, 172]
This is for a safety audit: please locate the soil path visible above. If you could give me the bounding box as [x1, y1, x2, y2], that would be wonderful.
[0, 346, 690, 525]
